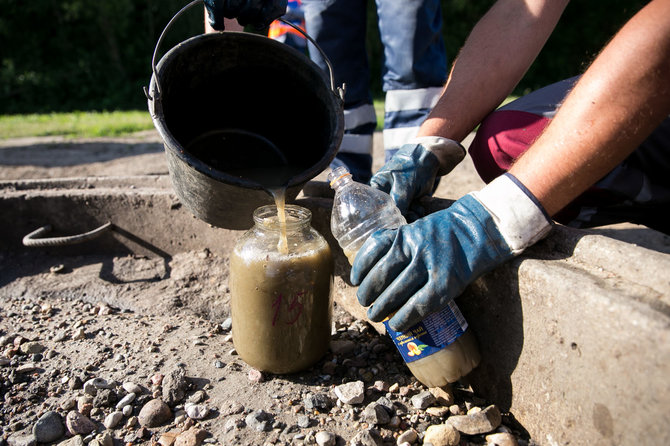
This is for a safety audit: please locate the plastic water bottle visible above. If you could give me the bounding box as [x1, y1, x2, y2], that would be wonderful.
[328, 166, 481, 387]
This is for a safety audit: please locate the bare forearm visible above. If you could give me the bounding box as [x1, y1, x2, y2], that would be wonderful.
[510, 0, 670, 216]
[418, 0, 568, 142]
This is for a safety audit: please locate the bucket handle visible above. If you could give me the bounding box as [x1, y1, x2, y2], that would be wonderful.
[145, 0, 345, 102]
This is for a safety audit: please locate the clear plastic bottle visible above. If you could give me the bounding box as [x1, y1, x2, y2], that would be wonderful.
[328, 166, 480, 387]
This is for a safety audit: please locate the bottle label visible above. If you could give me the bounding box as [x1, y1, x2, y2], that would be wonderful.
[383, 301, 468, 363]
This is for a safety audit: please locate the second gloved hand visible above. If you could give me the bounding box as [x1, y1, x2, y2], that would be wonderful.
[351, 173, 553, 332]
[370, 137, 466, 216]
[204, 0, 287, 30]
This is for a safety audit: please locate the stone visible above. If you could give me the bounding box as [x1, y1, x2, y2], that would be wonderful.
[162, 368, 189, 405]
[157, 431, 180, 446]
[303, 393, 333, 411]
[297, 415, 311, 428]
[245, 410, 273, 432]
[426, 406, 450, 417]
[330, 339, 356, 355]
[446, 405, 502, 435]
[19, 342, 45, 355]
[429, 385, 454, 406]
[116, 392, 136, 409]
[349, 429, 382, 446]
[396, 429, 417, 445]
[138, 399, 172, 427]
[485, 432, 519, 446]
[122, 382, 143, 394]
[93, 389, 117, 408]
[334, 381, 365, 405]
[7, 433, 36, 446]
[57, 435, 84, 446]
[33, 411, 65, 443]
[188, 390, 207, 404]
[315, 431, 336, 446]
[103, 412, 123, 429]
[65, 411, 96, 436]
[410, 391, 436, 409]
[423, 424, 460, 446]
[174, 428, 207, 446]
[361, 403, 390, 425]
[184, 403, 209, 420]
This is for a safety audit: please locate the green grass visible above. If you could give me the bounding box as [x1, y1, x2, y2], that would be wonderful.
[0, 111, 154, 139]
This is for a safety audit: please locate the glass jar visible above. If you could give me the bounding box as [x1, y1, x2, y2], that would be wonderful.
[229, 204, 333, 374]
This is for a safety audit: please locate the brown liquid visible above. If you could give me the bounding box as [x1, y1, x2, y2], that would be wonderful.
[270, 188, 289, 255]
[230, 241, 333, 373]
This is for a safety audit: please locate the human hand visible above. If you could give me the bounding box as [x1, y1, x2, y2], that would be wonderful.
[351, 173, 553, 332]
[204, 0, 287, 31]
[370, 137, 465, 218]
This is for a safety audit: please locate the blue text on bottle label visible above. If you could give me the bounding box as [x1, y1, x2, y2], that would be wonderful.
[383, 301, 468, 363]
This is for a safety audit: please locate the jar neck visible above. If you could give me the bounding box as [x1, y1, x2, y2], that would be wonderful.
[252, 204, 312, 231]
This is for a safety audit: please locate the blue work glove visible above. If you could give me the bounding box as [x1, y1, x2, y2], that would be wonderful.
[370, 137, 466, 218]
[204, 0, 287, 31]
[351, 173, 553, 332]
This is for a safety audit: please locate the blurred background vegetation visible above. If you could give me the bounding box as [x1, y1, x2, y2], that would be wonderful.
[1, 0, 646, 115]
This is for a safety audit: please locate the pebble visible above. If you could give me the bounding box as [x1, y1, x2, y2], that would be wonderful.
[122, 381, 143, 394]
[174, 427, 208, 446]
[59, 435, 85, 446]
[7, 433, 36, 446]
[362, 402, 390, 425]
[429, 385, 455, 406]
[73, 328, 86, 340]
[245, 410, 273, 432]
[116, 392, 136, 409]
[303, 393, 333, 411]
[65, 411, 97, 436]
[185, 403, 209, 420]
[103, 411, 123, 429]
[330, 339, 356, 355]
[410, 391, 436, 409]
[220, 318, 232, 331]
[426, 406, 450, 417]
[138, 398, 172, 427]
[162, 368, 189, 405]
[446, 404, 502, 435]
[423, 424, 460, 446]
[188, 390, 207, 404]
[19, 341, 45, 355]
[315, 431, 336, 446]
[247, 368, 264, 383]
[334, 381, 365, 405]
[297, 415, 311, 428]
[486, 432, 519, 446]
[350, 428, 383, 446]
[32, 411, 65, 443]
[122, 404, 133, 416]
[396, 429, 417, 445]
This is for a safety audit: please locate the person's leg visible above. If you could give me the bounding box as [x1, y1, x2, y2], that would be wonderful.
[376, 0, 447, 161]
[303, 0, 374, 183]
[469, 76, 670, 233]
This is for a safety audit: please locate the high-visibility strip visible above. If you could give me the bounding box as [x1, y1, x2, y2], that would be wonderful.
[385, 87, 442, 113]
[339, 133, 373, 155]
[344, 104, 377, 131]
[383, 126, 420, 151]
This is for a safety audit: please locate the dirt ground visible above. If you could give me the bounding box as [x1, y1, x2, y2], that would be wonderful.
[1, 131, 668, 446]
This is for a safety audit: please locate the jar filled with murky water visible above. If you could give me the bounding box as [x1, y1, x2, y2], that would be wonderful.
[229, 204, 333, 374]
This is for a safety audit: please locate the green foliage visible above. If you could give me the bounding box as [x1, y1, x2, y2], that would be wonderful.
[0, 0, 202, 114]
[0, 0, 648, 113]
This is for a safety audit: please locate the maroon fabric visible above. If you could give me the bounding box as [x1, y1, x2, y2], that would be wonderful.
[469, 110, 550, 183]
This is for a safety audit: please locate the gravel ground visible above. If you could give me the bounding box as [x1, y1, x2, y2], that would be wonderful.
[1, 130, 668, 446]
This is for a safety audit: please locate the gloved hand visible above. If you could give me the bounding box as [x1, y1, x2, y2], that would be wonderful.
[204, 0, 288, 31]
[370, 137, 465, 217]
[351, 173, 553, 332]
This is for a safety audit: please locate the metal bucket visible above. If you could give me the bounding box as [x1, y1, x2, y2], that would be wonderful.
[146, 0, 344, 230]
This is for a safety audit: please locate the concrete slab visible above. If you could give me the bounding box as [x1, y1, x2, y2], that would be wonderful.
[1, 175, 669, 445]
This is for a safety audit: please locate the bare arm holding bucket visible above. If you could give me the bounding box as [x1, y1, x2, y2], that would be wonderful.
[351, 0, 670, 332]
